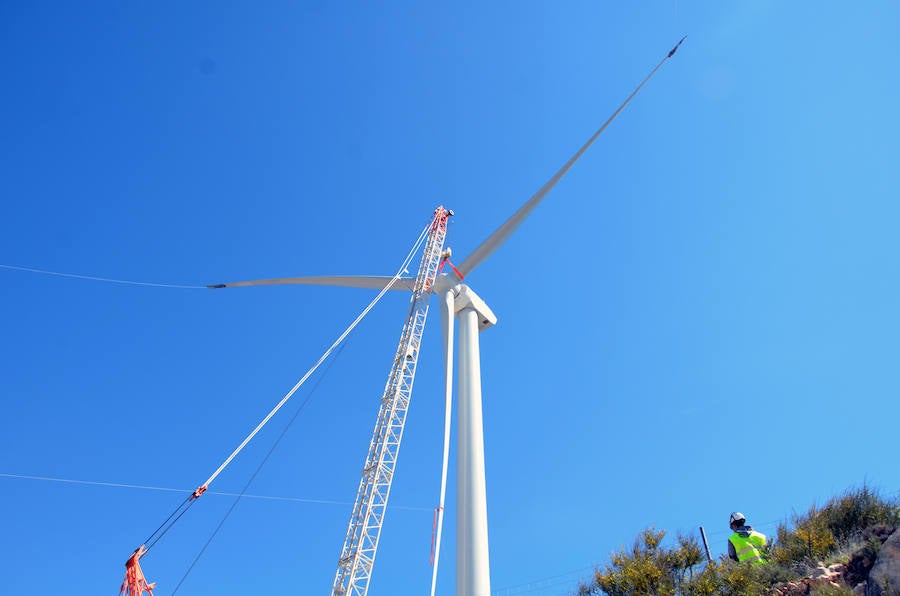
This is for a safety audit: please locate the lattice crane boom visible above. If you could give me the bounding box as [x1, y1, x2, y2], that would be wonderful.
[331, 206, 452, 596]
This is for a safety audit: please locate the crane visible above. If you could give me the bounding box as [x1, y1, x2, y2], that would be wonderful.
[331, 207, 452, 595]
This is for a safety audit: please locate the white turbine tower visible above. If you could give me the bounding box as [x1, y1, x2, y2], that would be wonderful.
[210, 38, 684, 596]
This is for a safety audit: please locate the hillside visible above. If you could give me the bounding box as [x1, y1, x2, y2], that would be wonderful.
[576, 487, 900, 595]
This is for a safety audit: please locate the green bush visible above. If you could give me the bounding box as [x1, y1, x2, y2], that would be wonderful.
[580, 528, 706, 595]
[817, 486, 900, 541]
[772, 504, 837, 565]
[772, 486, 899, 566]
[687, 561, 797, 596]
[592, 528, 675, 595]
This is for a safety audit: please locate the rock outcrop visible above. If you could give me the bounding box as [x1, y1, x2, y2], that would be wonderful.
[866, 529, 900, 596]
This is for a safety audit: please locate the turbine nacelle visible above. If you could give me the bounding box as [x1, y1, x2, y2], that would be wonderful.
[435, 279, 497, 331]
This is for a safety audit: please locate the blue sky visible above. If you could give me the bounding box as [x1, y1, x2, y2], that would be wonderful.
[2, 2, 899, 595]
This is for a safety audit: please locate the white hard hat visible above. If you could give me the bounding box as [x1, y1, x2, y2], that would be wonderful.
[730, 511, 746, 526]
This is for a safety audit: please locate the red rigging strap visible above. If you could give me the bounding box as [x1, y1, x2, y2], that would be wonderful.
[437, 257, 465, 281]
[119, 546, 156, 596]
[446, 260, 464, 280]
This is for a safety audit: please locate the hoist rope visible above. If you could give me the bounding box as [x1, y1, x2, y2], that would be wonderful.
[0, 263, 206, 289]
[136, 211, 437, 558]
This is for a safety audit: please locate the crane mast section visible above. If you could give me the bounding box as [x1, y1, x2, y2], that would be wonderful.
[331, 207, 452, 596]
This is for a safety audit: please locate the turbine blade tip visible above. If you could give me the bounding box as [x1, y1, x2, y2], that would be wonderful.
[668, 36, 687, 57]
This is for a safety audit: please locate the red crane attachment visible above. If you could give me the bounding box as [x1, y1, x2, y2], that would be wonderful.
[119, 545, 156, 596]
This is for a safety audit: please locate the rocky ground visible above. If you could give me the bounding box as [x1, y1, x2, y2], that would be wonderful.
[771, 528, 900, 595]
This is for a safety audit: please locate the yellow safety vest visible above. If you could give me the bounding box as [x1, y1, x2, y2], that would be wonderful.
[729, 530, 767, 565]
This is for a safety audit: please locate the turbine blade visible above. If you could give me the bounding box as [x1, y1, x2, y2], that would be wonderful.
[456, 38, 685, 277]
[207, 275, 416, 291]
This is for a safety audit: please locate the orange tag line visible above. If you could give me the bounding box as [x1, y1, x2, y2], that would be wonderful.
[429, 506, 444, 566]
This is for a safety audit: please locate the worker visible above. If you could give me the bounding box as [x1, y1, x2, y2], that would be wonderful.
[727, 511, 768, 565]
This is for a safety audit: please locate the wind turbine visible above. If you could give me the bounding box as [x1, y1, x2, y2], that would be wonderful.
[210, 38, 684, 596]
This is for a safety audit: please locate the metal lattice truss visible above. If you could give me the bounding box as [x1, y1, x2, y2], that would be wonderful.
[331, 207, 451, 596]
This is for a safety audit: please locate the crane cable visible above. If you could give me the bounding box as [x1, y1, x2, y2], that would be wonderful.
[121, 212, 439, 592]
